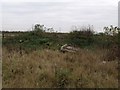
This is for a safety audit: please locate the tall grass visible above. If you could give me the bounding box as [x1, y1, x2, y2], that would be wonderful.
[2, 48, 118, 88]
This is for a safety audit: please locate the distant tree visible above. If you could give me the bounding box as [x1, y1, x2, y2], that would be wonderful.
[104, 25, 119, 36]
[103, 25, 120, 49]
[34, 24, 44, 32]
[47, 28, 54, 33]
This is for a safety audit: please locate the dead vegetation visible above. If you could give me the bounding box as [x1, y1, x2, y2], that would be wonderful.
[2, 47, 118, 88]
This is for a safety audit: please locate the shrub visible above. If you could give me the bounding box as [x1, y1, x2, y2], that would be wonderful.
[68, 26, 94, 48]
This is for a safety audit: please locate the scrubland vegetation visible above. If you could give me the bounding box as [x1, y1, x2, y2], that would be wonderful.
[2, 25, 120, 88]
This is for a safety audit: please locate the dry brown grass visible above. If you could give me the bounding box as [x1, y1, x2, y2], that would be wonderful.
[2, 48, 118, 88]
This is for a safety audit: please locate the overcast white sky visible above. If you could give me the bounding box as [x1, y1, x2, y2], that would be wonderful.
[1, 0, 119, 32]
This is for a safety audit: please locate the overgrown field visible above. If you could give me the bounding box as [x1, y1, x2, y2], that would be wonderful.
[2, 26, 120, 88]
[3, 47, 118, 88]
